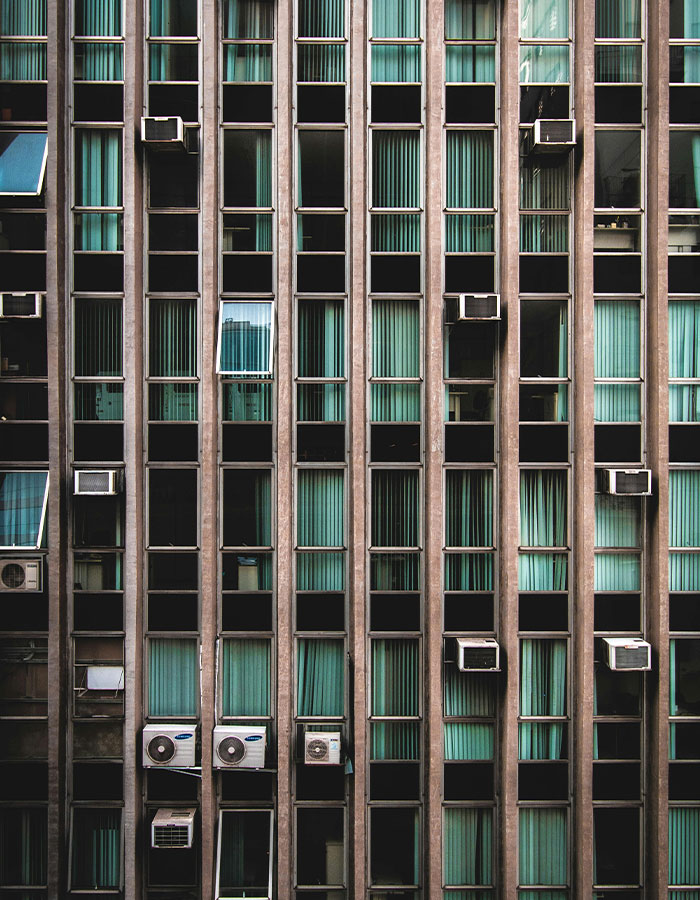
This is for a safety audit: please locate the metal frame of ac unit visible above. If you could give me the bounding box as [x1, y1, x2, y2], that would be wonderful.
[0, 558, 42, 592]
[151, 807, 196, 849]
[458, 293, 501, 321]
[456, 637, 501, 672]
[213, 725, 266, 769]
[530, 118, 576, 153]
[602, 468, 652, 496]
[603, 637, 651, 671]
[304, 731, 342, 765]
[0, 292, 43, 318]
[141, 115, 185, 146]
[73, 469, 120, 496]
[142, 724, 197, 768]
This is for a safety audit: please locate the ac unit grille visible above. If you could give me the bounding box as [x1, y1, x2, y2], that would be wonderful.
[144, 118, 179, 141]
[462, 295, 498, 318]
[147, 734, 176, 763]
[0, 560, 41, 592]
[153, 825, 190, 848]
[615, 647, 649, 669]
[615, 472, 649, 494]
[306, 738, 329, 762]
[1, 562, 27, 589]
[217, 736, 246, 765]
[2, 294, 38, 317]
[541, 120, 573, 143]
[462, 648, 498, 669]
[76, 471, 112, 493]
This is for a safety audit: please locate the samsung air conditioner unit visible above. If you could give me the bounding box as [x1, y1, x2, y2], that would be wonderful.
[213, 725, 266, 769]
[458, 293, 500, 321]
[304, 731, 342, 765]
[73, 469, 120, 496]
[0, 292, 42, 318]
[529, 118, 576, 153]
[603, 637, 651, 671]
[0, 559, 42, 592]
[602, 468, 652, 496]
[141, 116, 185, 149]
[143, 724, 196, 768]
[456, 638, 500, 672]
[151, 807, 196, 849]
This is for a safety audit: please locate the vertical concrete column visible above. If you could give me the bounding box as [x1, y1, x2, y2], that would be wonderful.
[572, 0, 596, 893]
[646, 1, 670, 893]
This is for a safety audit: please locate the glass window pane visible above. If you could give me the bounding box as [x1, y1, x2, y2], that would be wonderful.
[298, 300, 344, 377]
[372, 44, 421, 82]
[446, 131, 493, 209]
[444, 808, 492, 886]
[594, 301, 640, 377]
[223, 130, 271, 207]
[370, 807, 419, 885]
[670, 0, 700, 39]
[298, 0, 344, 37]
[446, 44, 495, 83]
[595, 45, 642, 83]
[299, 131, 345, 208]
[218, 301, 273, 376]
[445, 0, 495, 39]
[520, 0, 568, 39]
[298, 43, 345, 81]
[150, 0, 197, 36]
[224, 43, 272, 81]
[75, 0, 120, 35]
[224, 0, 274, 38]
[297, 638, 344, 716]
[0, 808, 47, 887]
[670, 470, 700, 549]
[595, 0, 640, 37]
[222, 469, 271, 546]
[372, 470, 419, 547]
[519, 45, 569, 83]
[149, 42, 198, 80]
[71, 809, 120, 889]
[669, 807, 700, 885]
[296, 808, 344, 886]
[0, 471, 48, 548]
[595, 131, 641, 208]
[221, 638, 271, 716]
[445, 470, 493, 547]
[520, 301, 568, 378]
[297, 470, 344, 547]
[0, 132, 47, 196]
[1, 0, 47, 36]
[75, 129, 122, 207]
[372, 131, 420, 208]
[75, 298, 123, 377]
[372, 638, 419, 716]
[372, 0, 420, 38]
[149, 299, 196, 377]
[519, 639, 567, 716]
[148, 638, 198, 716]
[670, 639, 700, 716]
[0, 41, 46, 79]
[372, 299, 419, 377]
[520, 157, 570, 210]
[670, 132, 700, 209]
[218, 810, 272, 897]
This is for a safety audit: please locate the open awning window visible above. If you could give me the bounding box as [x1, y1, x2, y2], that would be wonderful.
[0, 132, 48, 196]
[0, 471, 49, 549]
[216, 809, 273, 900]
[217, 300, 274, 376]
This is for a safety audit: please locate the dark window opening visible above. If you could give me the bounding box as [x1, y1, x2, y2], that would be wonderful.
[0, 252, 46, 290]
[0, 212, 46, 249]
[223, 84, 273, 123]
[371, 85, 421, 124]
[297, 254, 345, 292]
[370, 762, 420, 800]
[296, 424, 345, 461]
[223, 254, 273, 292]
[444, 592, 494, 631]
[519, 424, 569, 462]
[670, 86, 700, 124]
[670, 594, 700, 631]
[0, 318, 47, 376]
[73, 762, 123, 800]
[371, 593, 420, 631]
[222, 469, 270, 547]
[0, 383, 48, 421]
[520, 301, 566, 377]
[73, 594, 123, 632]
[297, 85, 346, 123]
[446, 85, 495, 124]
[148, 83, 198, 122]
[520, 85, 569, 123]
[445, 255, 494, 293]
[73, 84, 123, 122]
[444, 423, 494, 462]
[445, 322, 495, 379]
[594, 808, 640, 885]
[0, 762, 48, 800]
[518, 761, 569, 800]
[148, 594, 198, 631]
[149, 154, 198, 208]
[370, 807, 419, 886]
[73, 253, 123, 292]
[669, 255, 700, 293]
[371, 424, 420, 462]
[595, 131, 641, 208]
[0, 423, 48, 461]
[221, 770, 275, 801]
[594, 723, 641, 759]
[148, 423, 199, 462]
[296, 593, 345, 631]
[519, 255, 569, 293]
[371, 255, 421, 293]
[444, 762, 494, 800]
[595, 667, 641, 716]
[73, 423, 124, 462]
[148, 254, 198, 292]
[222, 592, 273, 631]
[296, 809, 344, 887]
[594, 593, 641, 632]
[592, 762, 640, 800]
[594, 255, 641, 293]
[0, 84, 47, 123]
[519, 593, 568, 631]
[146, 769, 198, 802]
[594, 424, 641, 462]
[298, 131, 344, 208]
[73, 495, 123, 547]
[222, 423, 273, 462]
[149, 214, 198, 251]
[148, 845, 198, 888]
[298, 214, 345, 251]
[148, 468, 198, 547]
[670, 722, 700, 759]
[148, 552, 198, 590]
[595, 86, 642, 124]
[670, 425, 700, 462]
[669, 762, 700, 800]
[295, 764, 345, 801]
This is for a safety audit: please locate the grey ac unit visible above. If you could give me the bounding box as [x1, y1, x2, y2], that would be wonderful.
[143, 724, 196, 768]
[603, 638, 651, 671]
[0, 559, 42, 592]
[74, 469, 120, 496]
[458, 293, 500, 321]
[304, 731, 342, 765]
[528, 118, 576, 153]
[456, 638, 500, 672]
[151, 807, 196, 849]
[0, 292, 42, 318]
[141, 116, 185, 149]
[213, 725, 266, 769]
[602, 469, 652, 496]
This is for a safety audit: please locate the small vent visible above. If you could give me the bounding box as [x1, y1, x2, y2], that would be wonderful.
[151, 807, 196, 850]
[540, 120, 573, 143]
[74, 470, 119, 495]
[614, 471, 650, 495]
[459, 293, 500, 320]
[615, 647, 649, 669]
[0, 293, 42, 318]
[152, 825, 190, 848]
[462, 646, 498, 669]
[144, 118, 178, 141]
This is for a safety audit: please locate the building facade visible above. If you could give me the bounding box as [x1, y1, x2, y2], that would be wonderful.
[0, 0, 699, 896]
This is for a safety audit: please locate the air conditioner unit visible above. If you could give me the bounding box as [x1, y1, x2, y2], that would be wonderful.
[74, 469, 120, 496]
[458, 293, 500, 321]
[143, 724, 196, 768]
[456, 638, 500, 672]
[213, 725, 266, 769]
[304, 731, 342, 765]
[528, 118, 576, 153]
[601, 468, 652, 496]
[151, 807, 196, 849]
[0, 292, 42, 318]
[0, 559, 42, 592]
[141, 116, 185, 149]
[603, 637, 651, 671]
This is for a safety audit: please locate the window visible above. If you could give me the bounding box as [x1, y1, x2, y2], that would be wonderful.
[217, 301, 274, 376]
[372, 131, 420, 209]
[670, 300, 700, 422]
[296, 807, 345, 889]
[595, 494, 641, 591]
[297, 470, 345, 548]
[670, 471, 700, 591]
[0, 0, 47, 81]
[371, 470, 419, 548]
[595, 131, 641, 209]
[0, 470, 49, 549]
[220, 638, 271, 717]
[70, 808, 121, 891]
[0, 807, 47, 890]
[518, 807, 567, 887]
[669, 807, 700, 887]
[0, 132, 47, 196]
[297, 637, 344, 716]
[443, 807, 492, 889]
[148, 637, 198, 717]
[216, 809, 273, 900]
[369, 806, 419, 886]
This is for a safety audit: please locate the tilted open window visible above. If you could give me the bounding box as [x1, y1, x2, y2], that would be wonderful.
[215, 809, 273, 900]
[0, 470, 49, 549]
[0, 132, 47, 196]
[217, 300, 274, 376]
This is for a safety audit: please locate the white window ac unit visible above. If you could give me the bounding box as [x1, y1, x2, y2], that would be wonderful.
[0, 292, 42, 318]
[458, 293, 500, 321]
[529, 118, 576, 153]
[74, 469, 120, 496]
[86, 665, 124, 691]
[143, 724, 196, 768]
[141, 116, 185, 149]
[456, 637, 500, 672]
[304, 731, 342, 765]
[213, 725, 266, 769]
[603, 637, 651, 671]
[602, 468, 652, 496]
[151, 807, 196, 849]
[0, 558, 42, 592]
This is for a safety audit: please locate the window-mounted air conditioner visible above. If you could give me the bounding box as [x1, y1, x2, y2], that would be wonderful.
[456, 637, 500, 672]
[528, 118, 576, 153]
[458, 293, 500, 321]
[143, 724, 196, 768]
[151, 807, 196, 849]
[603, 637, 651, 671]
[74, 469, 121, 496]
[141, 116, 185, 149]
[0, 292, 42, 318]
[86, 665, 124, 691]
[601, 468, 652, 496]
[213, 725, 266, 769]
[304, 731, 342, 765]
[0, 558, 42, 592]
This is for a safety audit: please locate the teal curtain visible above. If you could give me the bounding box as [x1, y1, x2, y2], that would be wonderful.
[519, 808, 567, 885]
[372, 470, 419, 547]
[444, 671, 495, 717]
[74, 299, 122, 377]
[75, 130, 122, 250]
[371, 383, 420, 421]
[219, 811, 271, 895]
[670, 552, 700, 591]
[595, 384, 640, 422]
[221, 638, 270, 716]
[298, 43, 344, 81]
[520, 470, 567, 547]
[669, 808, 700, 885]
[149, 638, 197, 716]
[445, 45, 495, 82]
[595, 552, 640, 590]
[1, 0, 46, 35]
[298, 383, 345, 422]
[446, 131, 493, 208]
[444, 722, 493, 760]
[224, 0, 273, 37]
[298, 299, 344, 377]
[372, 720, 420, 759]
[520, 0, 568, 38]
[219, 301, 273, 375]
[372, 638, 419, 715]
[0, 41, 45, 79]
[371, 213, 420, 251]
[223, 382, 271, 421]
[372, 44, 421, 81]
[445, 552, 493, 590]
[71, 809, 121, 890]
[519, 552, 567, 590]
[594, 494, 640, 589]
[370, 551, 420, 590]
[149, 383, 197, 421]
[520, 639, 567, 715]
[372, 131, 420, 208]
[149, 298, 196, 377]
[445, 214, 494, 252]
[519, 45, 569, 83]
[595, 299, 640, 422]
[595, 0, 640, 38]
[444, 808, 492, 886]
[519, 214, 568, 252]
[224, 43, 271, 81]
[297, 470, 344, 547]
[150, 0, 196, 36]
[149, 42, 197, 81]
[372, 299, 419, 377]
[444, 0, 495, 39]
[372, 0, 420, 37]
[520, 158, 569, 209]
[76, 0, 121, 35]
[297, 638, 344, 716]
[298, 0, 343, 37]
[0, 808, 47, 887]
[0, 471, 48, 548]
[519, 722, 565, 759]
[595, 44, 641, 82]
[669, 301, 700, 422]
[445, 470, 492, 547]
[296, 550, 345, 590]
[670, 471, 700, 548]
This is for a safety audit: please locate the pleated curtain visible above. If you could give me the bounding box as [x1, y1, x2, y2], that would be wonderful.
[297, 638, 344, 716]
[298, 0, 343, 37]
[372, 300, 419, 377]
[75, 130, 122, 250]
[444, 722, 494, 760]
[221, 638, 270, 716]
[372, 131, 420, 208]
[445, 470, 492, 547]
[372, 0, 420, 38]
[371, 470, 419, 547]
[669, 808, 700, 885]
[519, 808, 567, 885]
[444, 552, 493, 590]
[519, 721, 565, 760]
[446, 131, 493, 209]
[595, 0, 640, 37]
[74, 299, 123, 377]
[0, 808, 47, 887]
[224, 0, 274, 38]
[297, 469, 344, 547]
[369, 552, 420, 590]
[519, 215, 568, 253]
[371, 720, 420, 759]
[444, 0, 495, 38]
[148, 638, 197, 716]
[77, 0, 121, 35]
[296, 551, 345, 590]
[79, 43, 122, 80]
[371, 638, 419, 716]
[669, 300, 700, 422]
[219, 301, 272, 374]
[298, 44, 344, 81]
[520, 470, 567, 548]
[444, 808, 492, 887]
[149, 384, 197, 421]
[445, 45, 495, 83]
[520, 158, 569, 210]
[444, 670, 495, 717]
[0, 0, 45, 35]
[519, 639, 567, 717]
[223, 382, 271, 421]
[371, 214, 420, 252]
[149, 299, 196, 378]
[594, 300, 640, 422]
[370, 383, 420, 422]
[371, 45, 421, 82]
[0, 471, 48, 548]
[297, 300, 344, 378]
[595, 45, 641, 83]
[219, 811, 271, 894]
[224, 44, 271, 81]
[670, 470, 700, 591]
[594, 495, 641, 590]
[298, 384, 344, 422]
[0, 42, 45, 80]
[445, 214, 494, 253]
[71, 809, 121, 890]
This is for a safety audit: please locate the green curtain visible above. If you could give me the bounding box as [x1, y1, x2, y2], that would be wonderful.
[595, 44, 641, 82]
[670, 471, 700, 548]
[221, 638, 270, 716]
[444, 808, 492, 886]
[445, 470, 492, 547]
[595, 300, 640, 375]
[76, 0, 121, 35]
[372, 131, 420, 208]
[519, 808, 567, 885]
[296, 550, 345, 590]
[444, 722, 493, 760]
[298, 0, 343, 37]
[149, 42, 197, 81]
[520, 470, 567, 547]
[518, 552, 567, 590]
[595, 552, 640, 590]
[670, 301, 700, 422]
[595, 384, 640, 423]
[370, 552, 420, 590]
[74, 299, 122, 377]
[224, 0, 273, 37]
[669, 808, 700, 885]
[76, 43, 123, 80]
[594, 494, 640, 589]
[372, 299, 419, 377]
[75, 130, 122, 250]
[519, 45, 569, 84]
[670, 552, 700, 591]
[149, 298, 196, 378]
[445, 214, 494, 252]
[520, 639, 567, 716]
[445, 45, 495, 82]
[219, 301, 273, 374]
[71, 809, 121, 890]
[445, 0, 495, 38]
[372, 638, 418, 715]
[1, 0, 46, 35]
[444, 552, 493, 590]
[298, 43, 344, 81]
[371, 383, 420, 421]
[297, 469, 344, 547]
[150, 0, 196, 36]
[0, 808, 47, 887]
[595, 0, 640, 38]
[372, 0, 420, 37]
[371, 44, 421, 81]
[219, 810, 271, 895]
[298, 383, 345, 422]
[0, 471, 48, 548]
[223, 382, 271, 421]
[520, 158, 569, 209]
[519, 722, 565, 760]
[297, 638, 344, 715]
[520, 0, 568, 38]
[298, 299, 344, 377]
[372, 470, 419, 547]
[372, 721, 420, 759]
[224, 43, 271, 81]
[446, 131, 493, 209]
[149, 638, 197, 716]
[371, 213, 420, 251]
[444, 670, 495, 717]
[519, 214, 568, 252]
[0, 41, 45, 79]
